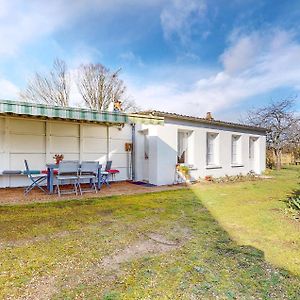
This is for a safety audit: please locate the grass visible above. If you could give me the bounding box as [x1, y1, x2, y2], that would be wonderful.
[0, 167, 299, 299]
[192, 166, 300, 275]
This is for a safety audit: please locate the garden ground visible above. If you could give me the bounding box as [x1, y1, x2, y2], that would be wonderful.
[0, 167, 299, 299]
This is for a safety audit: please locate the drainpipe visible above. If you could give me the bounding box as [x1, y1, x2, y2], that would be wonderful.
[131, 123, 136, 181]
[106, 125, 110, 162]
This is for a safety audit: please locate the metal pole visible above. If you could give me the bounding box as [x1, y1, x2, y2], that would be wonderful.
[131, 123, 136, 181]
[106, 125, 110, 162]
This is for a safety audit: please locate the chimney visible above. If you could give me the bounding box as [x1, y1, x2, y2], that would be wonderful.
[206, 112, 213, 121]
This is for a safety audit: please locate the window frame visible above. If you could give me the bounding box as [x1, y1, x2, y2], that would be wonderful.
[231, 135, 241, 165]
[206, 132, 219, 166]
[249, 136, 258, 160]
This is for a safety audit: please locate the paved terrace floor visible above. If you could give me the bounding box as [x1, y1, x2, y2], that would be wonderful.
[0, 181, 185, 206]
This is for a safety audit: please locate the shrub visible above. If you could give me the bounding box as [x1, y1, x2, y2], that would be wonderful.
[263, 169, 272, 176]
[285, 194, 300, 211]
[204, 175, 213, 182]
[266, 150, 275, 169]
[176, 164, 190, 180]
[246, 170, 257, 180]
[207, 172, 260, 184]
[284, 190, 300, 220]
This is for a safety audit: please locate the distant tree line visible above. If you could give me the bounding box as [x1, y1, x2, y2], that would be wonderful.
[20, 58, 138, 112]
[244, 98, 300, 170]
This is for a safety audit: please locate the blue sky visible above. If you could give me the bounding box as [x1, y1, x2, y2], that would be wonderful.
[0, 0, 300, 120]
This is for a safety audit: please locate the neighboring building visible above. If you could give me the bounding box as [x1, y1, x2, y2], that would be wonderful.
[134, 111, 266, 185]
[0, 100, 266, 188]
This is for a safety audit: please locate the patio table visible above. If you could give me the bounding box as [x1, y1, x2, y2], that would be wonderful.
[46, 163, 104, 194]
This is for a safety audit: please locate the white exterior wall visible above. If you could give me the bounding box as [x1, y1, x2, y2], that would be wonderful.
[135, 118, 266, 185]
[0, 115, 266, 188]
[0, 116, 132, 187]
[135, 124, 178, 185]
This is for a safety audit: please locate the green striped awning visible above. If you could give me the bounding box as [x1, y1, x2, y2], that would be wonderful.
[0, 100, 164, 125]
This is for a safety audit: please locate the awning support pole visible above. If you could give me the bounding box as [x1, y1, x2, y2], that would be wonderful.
[106, 125, 110, 162]
[131, 124, 136, 181]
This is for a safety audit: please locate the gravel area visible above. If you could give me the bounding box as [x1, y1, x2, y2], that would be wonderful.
[0, 181, 185, 206]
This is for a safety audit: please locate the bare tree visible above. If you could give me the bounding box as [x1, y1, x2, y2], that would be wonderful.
[244, 98, 300, 170]
[76, 63, 135, 111]
[121, 98, 140, 113]
[20, 58, 70, 107]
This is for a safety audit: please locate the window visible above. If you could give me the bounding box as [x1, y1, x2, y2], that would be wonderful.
[177, 131, 188, 163]
[231, 135, 241, 164]
[207, 133, 218, 165]
[249, 138, 253, 159]
[249, 137, 257, 159]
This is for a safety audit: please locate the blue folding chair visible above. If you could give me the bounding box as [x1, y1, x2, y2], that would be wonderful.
[78, 161, 99, 195]
[56, 160, 80, 196]
[24, 160, 47, 195]
[100, 161, 112, 187]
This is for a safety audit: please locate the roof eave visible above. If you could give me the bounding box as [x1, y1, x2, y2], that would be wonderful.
[140, 110, 267, 133]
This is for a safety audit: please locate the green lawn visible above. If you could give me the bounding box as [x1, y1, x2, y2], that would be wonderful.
[192, 166, 300, 276]
[0, 167, 299, 299]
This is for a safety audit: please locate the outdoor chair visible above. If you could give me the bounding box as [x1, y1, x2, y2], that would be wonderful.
[105, 160, 112, 171]
[100, 161, 112, 187]
[78, 161, 99, 195]
[56, 160, 80, 196]
[24, 160, 47, 196]
[104, 160, 120, 181]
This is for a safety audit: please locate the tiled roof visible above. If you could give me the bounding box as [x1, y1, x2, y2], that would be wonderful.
[0, 100, 164, 125]
[139, 110, 266, 132]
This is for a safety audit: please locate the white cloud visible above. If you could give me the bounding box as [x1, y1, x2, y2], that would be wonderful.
[160, 0, 207, 44]
[220, 32, 262, 75]
[68, 70, 83, 107]
[128, 29, 300, 118]
[0, 0, 167, 56]
[0, 0, 81, 55]
[0, 77, 19, 100]
[119, 51, 144, 67]
[67, 44, 103, 68]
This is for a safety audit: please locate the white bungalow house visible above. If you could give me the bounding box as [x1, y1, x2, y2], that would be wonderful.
[0, 100, 266, 188]
[134, 111, 266, 185]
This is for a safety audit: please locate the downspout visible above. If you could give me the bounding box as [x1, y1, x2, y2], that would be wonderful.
[131, 123, 136, 181]
[106, 125, 110, 162]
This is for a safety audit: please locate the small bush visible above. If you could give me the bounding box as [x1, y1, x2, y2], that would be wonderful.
[176, 164, 191, 180]
[285, 194, 300, 211]
[209, 172, 259, 184]
[204, 175, 213, 182]
[284, 190, 300, 220]
[263, 169, 272, 175]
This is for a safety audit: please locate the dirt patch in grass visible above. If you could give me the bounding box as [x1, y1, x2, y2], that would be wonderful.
[101, 238, 179, 271]
[101, 227, 191, 270]
[14, 226, 192, 300]
[0, 231, 70, 249]
[145, 233, 179, 246]
[97, 208, 114, 216]
[17, 275, 57, 300]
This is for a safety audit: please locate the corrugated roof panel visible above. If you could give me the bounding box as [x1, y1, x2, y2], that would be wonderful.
[0, 100, 164, 125]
